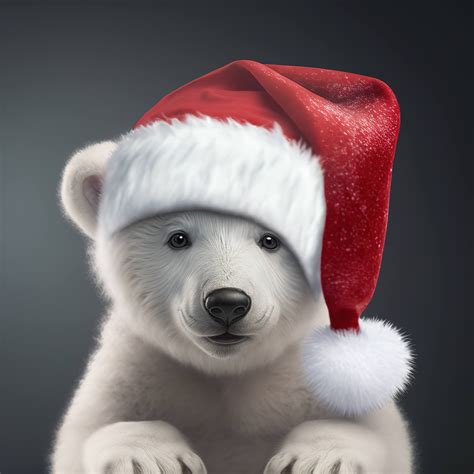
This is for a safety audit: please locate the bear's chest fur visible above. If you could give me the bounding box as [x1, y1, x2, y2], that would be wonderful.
[134, 351, 317, 434]
[131, 352, 318, 473]
[115, 340, 319, 463]
[96, 319, 325, 472]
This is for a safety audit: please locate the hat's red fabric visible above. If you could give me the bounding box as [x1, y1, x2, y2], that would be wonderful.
[134, 60, 400, 332]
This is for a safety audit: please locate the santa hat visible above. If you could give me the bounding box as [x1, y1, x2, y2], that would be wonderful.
[97, 60, 413, 416]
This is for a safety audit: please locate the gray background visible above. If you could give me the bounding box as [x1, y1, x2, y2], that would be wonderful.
[0, 1, 471, 473]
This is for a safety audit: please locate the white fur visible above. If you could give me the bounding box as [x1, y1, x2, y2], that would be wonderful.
[98, 116, 326, 294]
[303, 319, 413, 416]
[60, 141, 117, 238]
[51, 207, 413, 473]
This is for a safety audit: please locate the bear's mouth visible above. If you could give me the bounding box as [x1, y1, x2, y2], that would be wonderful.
[206, 332, 248, 345]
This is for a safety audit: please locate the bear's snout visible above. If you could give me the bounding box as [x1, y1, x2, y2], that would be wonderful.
[204, 288, 251, 327]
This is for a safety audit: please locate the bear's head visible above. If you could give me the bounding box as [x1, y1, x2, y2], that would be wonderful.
[60, 139, 327, 375]
[58, 61, 412, 416]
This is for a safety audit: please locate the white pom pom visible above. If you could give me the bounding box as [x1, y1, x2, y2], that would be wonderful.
[302, 319, 413, 416]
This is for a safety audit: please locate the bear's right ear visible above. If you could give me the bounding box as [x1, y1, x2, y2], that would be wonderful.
[60, 141, 117, 239]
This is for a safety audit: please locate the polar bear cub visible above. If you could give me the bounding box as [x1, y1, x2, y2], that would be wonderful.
[51, 149, 413, 473]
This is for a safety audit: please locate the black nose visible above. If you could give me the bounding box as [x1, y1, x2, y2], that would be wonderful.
[204, 288, 251, 327]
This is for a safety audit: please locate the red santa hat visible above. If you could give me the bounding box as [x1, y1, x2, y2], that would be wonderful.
[97, 60, 413, 416]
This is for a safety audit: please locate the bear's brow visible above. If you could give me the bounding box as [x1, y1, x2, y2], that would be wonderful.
[157, 213, 195, 230]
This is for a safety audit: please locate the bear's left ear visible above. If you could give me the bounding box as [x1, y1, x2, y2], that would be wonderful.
[59, 141, 117, 239]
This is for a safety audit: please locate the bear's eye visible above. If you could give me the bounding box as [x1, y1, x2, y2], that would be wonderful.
[258, 233, 280, 251]
[168, 232, 191, 249]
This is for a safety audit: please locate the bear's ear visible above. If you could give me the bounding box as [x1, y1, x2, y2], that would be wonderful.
[60, 141, 117, 239]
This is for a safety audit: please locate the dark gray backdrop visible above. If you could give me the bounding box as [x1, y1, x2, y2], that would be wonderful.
[0, 2, 471, 473]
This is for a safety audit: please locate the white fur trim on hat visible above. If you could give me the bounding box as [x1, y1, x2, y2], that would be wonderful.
[98, 115, 326, 294]
[302, 319, 413, 416]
